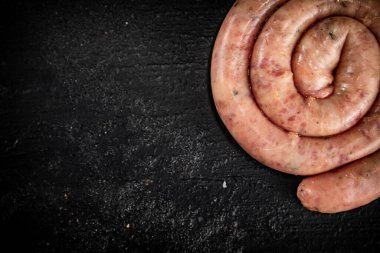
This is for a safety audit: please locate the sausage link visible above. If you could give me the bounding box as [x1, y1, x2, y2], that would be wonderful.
[297, 150, 380, 213]
[211, 0, 380, 212]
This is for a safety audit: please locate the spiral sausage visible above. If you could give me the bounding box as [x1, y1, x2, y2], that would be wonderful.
[211, 0, 380, 213]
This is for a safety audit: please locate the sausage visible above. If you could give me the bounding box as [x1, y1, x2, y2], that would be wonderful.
[297, 150, 380, 213]
[211, 0, 380, 212]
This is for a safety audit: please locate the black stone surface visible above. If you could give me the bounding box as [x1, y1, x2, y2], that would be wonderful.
[0, 0, 379, 252]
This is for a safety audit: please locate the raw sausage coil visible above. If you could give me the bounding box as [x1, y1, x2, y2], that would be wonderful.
[211, 0, 380, 213]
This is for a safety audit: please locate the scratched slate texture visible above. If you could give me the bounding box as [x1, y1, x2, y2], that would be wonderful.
[0, 0, 379, 252]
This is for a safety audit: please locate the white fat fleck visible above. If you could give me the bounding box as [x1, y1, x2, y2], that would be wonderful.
[288, 132, 300, 146]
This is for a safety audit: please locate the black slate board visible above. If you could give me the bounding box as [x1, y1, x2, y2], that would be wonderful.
[0, 0, 379, 252]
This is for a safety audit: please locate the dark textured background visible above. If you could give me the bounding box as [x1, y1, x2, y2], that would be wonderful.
[0, 0, 379, 252]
